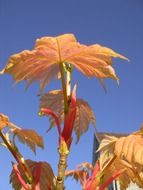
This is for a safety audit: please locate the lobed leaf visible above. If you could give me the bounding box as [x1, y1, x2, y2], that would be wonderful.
[98, 129, 143, 189]
[65, 162, 93, 185]
[40, 90, 96, 142]
[114, 133, 143, 165]
[97, 135, 118, 168]
[1, 34, 128, 91]
[11, 128, 44, 154]
[10, 159, 55, 190]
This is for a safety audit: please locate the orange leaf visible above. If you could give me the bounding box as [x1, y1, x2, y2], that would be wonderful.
[11, 128, 44, 154]
[98, 130, 143, 189]
[10, 160, 55, 190]
[40, 90, 96, 142]
[65, 162, 93, 187]
[115, 133, 143, 165]
[2, 34, 128, 91]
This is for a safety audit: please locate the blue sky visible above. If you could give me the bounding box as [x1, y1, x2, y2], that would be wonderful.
[0, 0, 143, 189]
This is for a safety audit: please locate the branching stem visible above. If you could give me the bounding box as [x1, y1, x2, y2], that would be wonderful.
[0, 131, 33, 184]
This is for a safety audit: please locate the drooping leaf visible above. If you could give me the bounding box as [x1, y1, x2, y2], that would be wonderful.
[74, 98, 96, 142]
[11, 128, 44, 154]
[98, 130, 143, 189]
[10, 159, 55, 190]
[40, 90, 96, 142]
[114, 127, 143, 166]
[99, 157, 143, 190]
[97, 135, 118, 168]
[2, 34, 128, 91]
[40, 89, 64, 130]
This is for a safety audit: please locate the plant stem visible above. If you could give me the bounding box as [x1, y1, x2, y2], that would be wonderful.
[56, 67, 72, 189]
[66, 70, 71, 97]
[59, 62, 68, 113]
[0, 131, 32, 184]
[56, 38, 68, 114]
[56, 152, 68, 190]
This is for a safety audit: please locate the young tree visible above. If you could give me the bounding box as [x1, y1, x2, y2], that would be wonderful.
[1, 34, 142, 190]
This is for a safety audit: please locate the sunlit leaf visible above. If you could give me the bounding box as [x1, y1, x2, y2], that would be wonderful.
[114, 132, 143, 165]
[97, 135, 118, 168]
[65, 162, 93, 185]
[0, 113, 10, 130]
[2, 34, 128, 91]
[40, 90, 96, 142]
[40, 89, 64, 129]
[74, 98, 96, 142]
[11, 128, 44, 154]
[98, 130, 143, 189]
[10, 159, 55, 190]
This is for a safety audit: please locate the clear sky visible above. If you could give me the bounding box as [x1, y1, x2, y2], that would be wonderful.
[0, 0, 143, 189]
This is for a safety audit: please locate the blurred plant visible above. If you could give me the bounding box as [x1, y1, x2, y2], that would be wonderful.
[2, 34, 141, 190]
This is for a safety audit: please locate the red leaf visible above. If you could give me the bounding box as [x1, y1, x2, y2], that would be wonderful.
[33, 162, 41, 190]
[62, 84, 77, 148]
[12, 164, 29, 190]
[10, 160, 55, 190]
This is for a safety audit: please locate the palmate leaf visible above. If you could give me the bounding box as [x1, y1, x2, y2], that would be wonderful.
[98, 158, 134, 190]
[98, 129, 143, 189]
[1, 34, 128, 91]
[11, 128, 44, 154]
[10, 159, 55, 190]
[40, 90, 96, 142]
[0, 114, 44, 154]
[97, 135, 118, 168]
[114, 127, 143, 165]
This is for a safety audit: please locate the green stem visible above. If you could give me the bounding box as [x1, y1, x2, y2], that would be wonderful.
[56, 38, 68, 114]
[0, 131, 32, 184]
[59, 62, 68, 114]
[56, 38, 73, 190]
[56, 152, 68, 190]
[66, 70, 71, 97]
